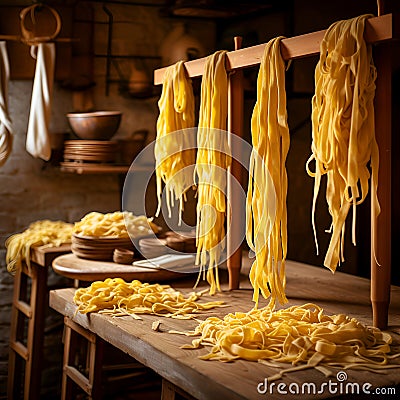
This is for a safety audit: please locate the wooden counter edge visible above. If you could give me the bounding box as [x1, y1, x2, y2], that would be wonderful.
[30, 243, 71, 267]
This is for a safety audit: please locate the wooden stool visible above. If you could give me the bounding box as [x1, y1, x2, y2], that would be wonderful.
[7, 245, 70, 400]
[62, 317, 104, 400]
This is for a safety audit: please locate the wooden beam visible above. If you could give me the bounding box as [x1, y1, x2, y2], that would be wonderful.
[154, 13, 394, 85]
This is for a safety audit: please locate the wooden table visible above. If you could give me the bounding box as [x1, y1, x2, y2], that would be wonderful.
[8, 244, 71, 400]
[49, 260, 400, 400]
[52, 253, 189, 282]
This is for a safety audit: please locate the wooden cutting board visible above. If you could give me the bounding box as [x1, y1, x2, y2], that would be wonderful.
[52, 253, 195, 282]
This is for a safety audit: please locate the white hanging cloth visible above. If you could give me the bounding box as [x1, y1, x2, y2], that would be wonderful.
[26, 43, 55, 161]
[0, 41, 13, 166]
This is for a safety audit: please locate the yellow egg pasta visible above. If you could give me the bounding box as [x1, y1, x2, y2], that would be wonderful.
[306, 14, 379, 271]
[73, 278, 224, 319]
[5, 220, 72, 274]
[155, 61, 195, 223]
[175, 303, 400, 380]
[195, 50, 231, 295]
[246, 37, 289, 308]
[73, 211, 159, 238]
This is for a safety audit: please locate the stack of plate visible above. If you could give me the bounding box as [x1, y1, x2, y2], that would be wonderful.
[138, 237, 168, 259]
[165, 231, 196, 253]
[63, 140, 118, 164]
[72, 233, 134, 261]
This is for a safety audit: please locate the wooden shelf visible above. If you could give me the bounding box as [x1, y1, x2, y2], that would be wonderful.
[60, 162, 130, 174]
[60, 162, 155, 175]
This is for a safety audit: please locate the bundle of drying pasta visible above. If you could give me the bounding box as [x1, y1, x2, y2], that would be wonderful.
[73, 211, 159, 238]
[195, 50, 230, 295]
[73, 278, 224, 319]
[306, 14, 379, 271]
[155, 61, 195, 222]
[177, 303, 400, 380]
[246, 37, 289, 308]
[5, 220, 72, 274]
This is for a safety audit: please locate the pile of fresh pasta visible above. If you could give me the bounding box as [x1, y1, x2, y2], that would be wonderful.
[175, 303, 400, 379]
[73, 211, 159, 239]
[5, 220, 73, 273]
[73, 278, 224, 319]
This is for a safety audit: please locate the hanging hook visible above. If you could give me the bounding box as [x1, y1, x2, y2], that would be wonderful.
[19, 3, 62, 46]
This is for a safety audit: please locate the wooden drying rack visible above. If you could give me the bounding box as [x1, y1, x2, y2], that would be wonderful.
[154, 13, 397, 329]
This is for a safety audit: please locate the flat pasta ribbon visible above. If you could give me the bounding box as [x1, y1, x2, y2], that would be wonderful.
[73, 211, 158, 238]
[175, 303, 400, 380]
[73, 278, 224, 319]
[195, 50, 231, 295]
[155, 61, 195, 223]
[6, 220, 72, 274]
[246, 37, 289, 308]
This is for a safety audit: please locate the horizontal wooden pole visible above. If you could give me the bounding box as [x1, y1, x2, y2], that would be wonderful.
[0, 35, 77, 43]
[154, 13, 394, 85]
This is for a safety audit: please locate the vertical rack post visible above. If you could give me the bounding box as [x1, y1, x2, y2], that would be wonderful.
[370, 1, 391, 330]
[371, 41, 392, 329]
[227, 37, 244, 290]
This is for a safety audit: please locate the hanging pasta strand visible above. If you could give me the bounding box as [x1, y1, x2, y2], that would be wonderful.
[246, 37, 289, 308]
[155, 61, 195, 223]
[306, 14, 379, 271]
[195, 50, 230, 295]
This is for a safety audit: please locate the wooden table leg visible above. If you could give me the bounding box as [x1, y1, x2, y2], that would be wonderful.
[62, 317, 104, 400]
[7, 266, 26, 399]
[161, 379, 196, 400]
[161, 379, 176, 400]
[7, 261, 48, 400]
